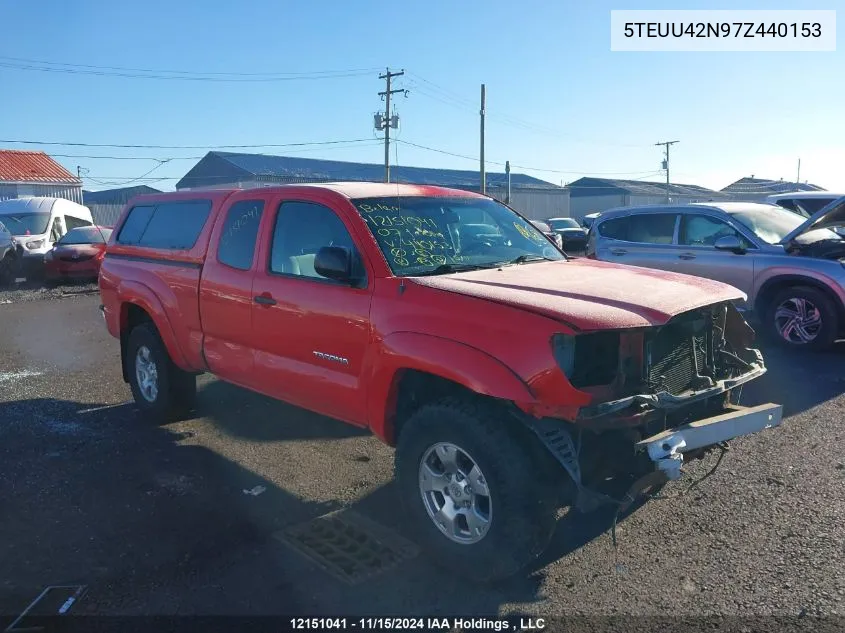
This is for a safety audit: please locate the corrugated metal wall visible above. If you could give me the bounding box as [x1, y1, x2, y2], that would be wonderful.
[88, 204, 125, 226]
[0, 182, 84, 204]
[569, 194, 626, 220]
[487, 188, 570, 221]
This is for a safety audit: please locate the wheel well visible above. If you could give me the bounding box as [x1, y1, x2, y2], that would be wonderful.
[390, 370, 475, 445]
[755, 277, 845, 325]
[120, 304, 154, 382]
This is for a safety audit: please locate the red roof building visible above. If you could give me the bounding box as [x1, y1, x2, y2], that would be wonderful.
[0, 149, 83, 204]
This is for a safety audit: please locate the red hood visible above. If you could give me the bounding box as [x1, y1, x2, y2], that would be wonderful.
[409, 259, 745, 330]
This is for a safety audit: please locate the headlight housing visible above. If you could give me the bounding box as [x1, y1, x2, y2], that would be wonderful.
[26, 239, 45, 250]
[551, 333, 576, 378]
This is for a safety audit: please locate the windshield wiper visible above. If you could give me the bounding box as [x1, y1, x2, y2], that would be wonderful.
[412, 263, 493, 276]
[506, 254, 557, 265]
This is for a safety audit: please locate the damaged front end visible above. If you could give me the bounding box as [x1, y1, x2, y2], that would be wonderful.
[533, 301, 782, 511]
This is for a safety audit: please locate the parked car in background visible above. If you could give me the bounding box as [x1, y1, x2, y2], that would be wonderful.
[766, 191, 845, 218]
[529, 219, 564, 249]
[766, 192, 845, 236]
[582, 212, 601, 230]
[44, 225, 112, 284]
[0, 220, 19, 286]
[586, 199, 845, 350]
[99, 184, 779, 582]
[547, 217, 588, 252]
[0, 197, 95, 280]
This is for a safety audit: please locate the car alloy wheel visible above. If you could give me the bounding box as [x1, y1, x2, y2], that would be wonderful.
[774, 296, 822, 345]
[418, 442, 492, 544]
[134, 345, 159, 402]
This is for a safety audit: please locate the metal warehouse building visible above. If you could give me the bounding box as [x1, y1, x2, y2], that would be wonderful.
[175, 152, 569, 221]
[720, 176, 825, 202]
[566, 177, 727, 221]
[83, 185, 162, 226]
[0, 149, 83, 203]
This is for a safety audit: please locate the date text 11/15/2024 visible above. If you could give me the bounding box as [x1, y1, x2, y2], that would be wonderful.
[290, 617, 547, 631]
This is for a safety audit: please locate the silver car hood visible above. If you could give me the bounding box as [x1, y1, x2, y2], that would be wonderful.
[779, 195, 845, 244]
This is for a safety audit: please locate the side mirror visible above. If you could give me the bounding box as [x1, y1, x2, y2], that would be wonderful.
[314, 246, 354, 283]
[714, 235, 745, 253]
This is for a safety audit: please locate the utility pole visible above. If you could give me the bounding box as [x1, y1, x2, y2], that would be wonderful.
[655, 140, 679, 204]
[505, 160, 511, 204]
[377, 68, 406, 183]
[480, 84, 486, 194]
[796, 158, 801, 187]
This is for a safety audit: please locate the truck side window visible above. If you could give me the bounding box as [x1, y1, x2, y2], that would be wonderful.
[269, 201, 358, 280]
[217, 200, 264, 270]
[118, 205, 155, 244]
[139, 201, 212, 250]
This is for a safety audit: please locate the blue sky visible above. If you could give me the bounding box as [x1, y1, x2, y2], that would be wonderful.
[2, 0, 843, 192]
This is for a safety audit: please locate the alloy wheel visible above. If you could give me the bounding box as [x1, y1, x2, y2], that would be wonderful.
[418, 442, 492, 545]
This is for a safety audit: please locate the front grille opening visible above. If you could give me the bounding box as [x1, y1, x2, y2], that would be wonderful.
[571, 331, 620, 387]
[645, 314, 713, 395]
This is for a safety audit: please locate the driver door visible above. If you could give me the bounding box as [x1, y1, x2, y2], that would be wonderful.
[675, 212, 756, 307]
[250, 197, 373, 426]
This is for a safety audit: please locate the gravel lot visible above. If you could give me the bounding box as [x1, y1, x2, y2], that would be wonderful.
[1, 286, 843, 624]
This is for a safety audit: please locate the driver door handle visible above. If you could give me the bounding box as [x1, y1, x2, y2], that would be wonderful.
[609, 248, 627, 256]
[679, 253, 696, 260]
[254, 295, 277, 306]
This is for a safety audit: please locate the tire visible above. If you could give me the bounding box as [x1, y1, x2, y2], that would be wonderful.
[395, 397, 559, 584]
[125, 323, 197, 422]
[0, 254, 14, 287]
[766, 286, 839, 352]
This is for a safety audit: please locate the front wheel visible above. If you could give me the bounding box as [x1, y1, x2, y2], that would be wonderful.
[0, 254, 15, 286]
[126, 323, 197, 422]
[766, 286, 839, 352]
[395, 398, 559, 584]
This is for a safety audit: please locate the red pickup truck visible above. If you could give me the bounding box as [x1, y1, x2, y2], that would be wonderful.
[99, 183, 782, 582]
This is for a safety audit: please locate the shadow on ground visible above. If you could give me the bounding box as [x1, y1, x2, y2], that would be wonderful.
[0, 397, 562, 620]
[195, 379, 369, 443]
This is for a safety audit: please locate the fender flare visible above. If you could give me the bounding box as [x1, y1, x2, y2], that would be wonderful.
[367, 332, 537, 444]
[117, 280, 192, 372]
[755, 272, 845, 317]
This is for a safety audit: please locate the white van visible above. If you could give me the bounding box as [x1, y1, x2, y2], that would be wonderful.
[0, 197, 94, 278]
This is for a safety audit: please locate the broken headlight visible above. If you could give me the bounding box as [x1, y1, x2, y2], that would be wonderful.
[552, 333, 576, 378]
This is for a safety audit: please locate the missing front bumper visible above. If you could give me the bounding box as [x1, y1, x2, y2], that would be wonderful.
[636, 402, 783, 479]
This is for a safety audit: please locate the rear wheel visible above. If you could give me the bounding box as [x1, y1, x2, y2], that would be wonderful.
[126, 323, 197, 422]
[766, 286, 839, 351]
[395, 397, 559, 584]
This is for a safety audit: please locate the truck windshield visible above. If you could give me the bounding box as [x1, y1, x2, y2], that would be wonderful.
[0, 213, 51, 236]
[353, 196, 564, 275]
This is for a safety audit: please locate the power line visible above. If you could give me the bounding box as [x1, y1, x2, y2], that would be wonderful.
[0, 55, 382, 77]
[44, 142, 385, 162]
[0, 59, 378, 82]
[395, 139, 663, 177]
[0, 138, 376, 150]
[406, 72, 645, 148]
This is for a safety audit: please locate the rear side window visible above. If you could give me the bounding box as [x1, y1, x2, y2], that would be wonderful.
[117, 205, 155, 244]
[117, 201, 212, 249]
[217, 200, 264, 270]
[597, 216, 630, 240]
